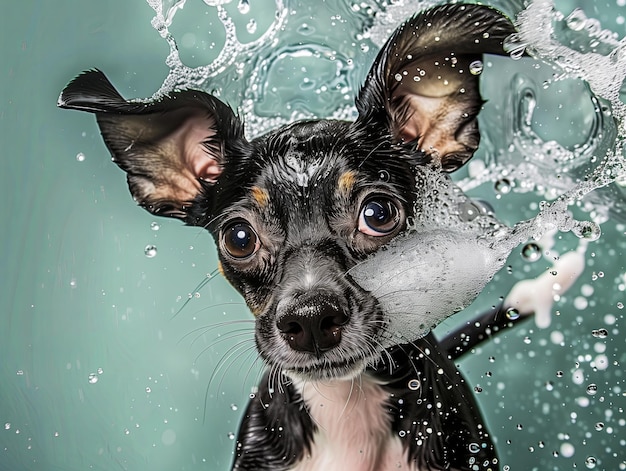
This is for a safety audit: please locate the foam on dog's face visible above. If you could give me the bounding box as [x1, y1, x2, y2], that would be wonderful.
[351, 165, 511, 345]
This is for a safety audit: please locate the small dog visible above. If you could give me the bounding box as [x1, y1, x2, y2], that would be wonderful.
[59, 4, 524, 470]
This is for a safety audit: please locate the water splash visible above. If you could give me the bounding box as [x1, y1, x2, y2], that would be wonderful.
[142, 0, 626, 342]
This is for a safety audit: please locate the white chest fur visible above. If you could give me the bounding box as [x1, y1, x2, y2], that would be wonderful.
[289, 374, 416, 471]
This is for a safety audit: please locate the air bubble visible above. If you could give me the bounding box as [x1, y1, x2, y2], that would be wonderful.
[227, 432, 236, 439]
[76, 152, 86, 162]
[586, 384, 598, 395]
[585, 456, 597, 468]
[408, 379, 421, 390]
[150, 222, 160, 231]
[594, 422, 604, 431]
[230, 404, 239, 411]
[468, 442, 481, 453]
[144, 245, 158, 258]
[88, 373, 98, 384]
[469, 60, 484, 75]
[521, 242, 542, 262]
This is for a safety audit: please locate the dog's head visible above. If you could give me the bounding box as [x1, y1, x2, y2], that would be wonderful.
[59, 3, 515, 380]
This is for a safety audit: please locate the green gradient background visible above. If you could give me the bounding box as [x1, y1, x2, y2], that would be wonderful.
[2, 1, 625, 470]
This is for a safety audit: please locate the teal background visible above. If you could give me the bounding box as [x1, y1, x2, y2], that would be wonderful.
[1, 1, 625, 470]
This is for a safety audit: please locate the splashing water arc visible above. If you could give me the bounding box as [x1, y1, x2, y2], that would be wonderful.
[144, 0, 626, 338]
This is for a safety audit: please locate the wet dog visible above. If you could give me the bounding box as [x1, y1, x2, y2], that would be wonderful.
[59, 4, 522, 470]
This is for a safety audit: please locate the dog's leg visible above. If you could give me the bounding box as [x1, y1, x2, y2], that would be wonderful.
[232, 373, 315, 471]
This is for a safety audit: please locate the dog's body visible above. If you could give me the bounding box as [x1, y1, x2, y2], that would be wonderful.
[59, 4, 523, 470]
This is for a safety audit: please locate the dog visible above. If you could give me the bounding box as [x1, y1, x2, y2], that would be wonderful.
[59, 4, 527, 470]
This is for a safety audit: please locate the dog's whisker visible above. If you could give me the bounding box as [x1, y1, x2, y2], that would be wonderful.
[171, 268, 221, 319]
[192, 328, 255, 349]
[177, 319, 255, 346]
[203, 343, 257, 424]
[204, 338, 255, 386]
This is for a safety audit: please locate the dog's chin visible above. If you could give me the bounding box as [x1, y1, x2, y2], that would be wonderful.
[281, 357, 371, 382]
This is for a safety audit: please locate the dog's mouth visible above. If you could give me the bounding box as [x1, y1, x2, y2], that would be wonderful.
[283, 355, 372, 382]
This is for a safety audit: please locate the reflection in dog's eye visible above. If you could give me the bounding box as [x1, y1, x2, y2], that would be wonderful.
[358, 197, 400, 236]
[222, 221, 260, 259]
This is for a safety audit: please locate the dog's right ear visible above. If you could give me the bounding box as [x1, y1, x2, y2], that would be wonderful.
[58, 69, 247, 224]
[355, 3, 516, 172]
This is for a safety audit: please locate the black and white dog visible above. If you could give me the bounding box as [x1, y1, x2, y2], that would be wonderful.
[59, 4, 526, 470]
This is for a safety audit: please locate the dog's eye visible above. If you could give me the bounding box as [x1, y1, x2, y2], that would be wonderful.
[222, 221, 260, 259]
[358, 197, 400, 236]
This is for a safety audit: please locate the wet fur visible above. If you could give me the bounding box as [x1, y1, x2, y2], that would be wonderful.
[59, 4, 520, 470]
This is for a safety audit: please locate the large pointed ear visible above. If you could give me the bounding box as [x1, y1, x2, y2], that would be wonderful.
[356, 3, 516, 172]
[58, 69, 247, 223]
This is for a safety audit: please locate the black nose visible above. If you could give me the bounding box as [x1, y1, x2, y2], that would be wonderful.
[277, 301, 349, 354]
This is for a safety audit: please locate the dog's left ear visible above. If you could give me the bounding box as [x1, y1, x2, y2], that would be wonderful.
[356, 3, 516, 171]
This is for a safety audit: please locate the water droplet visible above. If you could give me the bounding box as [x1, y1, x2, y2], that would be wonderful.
[457, 201, 482, 221]
[145, 387, 152, 393]
[521, 242, 542, 262]
[505, 307, 520, 320]
[573, 221, 601, 240]
[592, 328, 608, 338]
[474, 386, 483, 393]
[237, 0, 250, 14]
[407, 379, 421, 390]
[494, 178, 512, 194]
[585, 456, 597, 468]
[398, 430, 406, 437]
[144, 245, 157, 258]
[97, 367, 103, 375]
[230, 404, 238, 411]
[594, 422, 604, 431]
[227, 432, 236, 439]
[469, 60, 484, 75]
[394, 73, 403, 82]
[556, 371, 564, 377]
[4, 423, 10, 430]
[88, 373, 98, 384]
[565, 9, 587, 31]
[586, 383, 598, 395]
[150, 222, 160, 231]
[468, 442, 481, 453]
[246, 19, 257, 34]
[76, 152, 86, 162]
[517, 424, 523, 430]
[617, 302, 624, 309]
[523, 336, 531, 344]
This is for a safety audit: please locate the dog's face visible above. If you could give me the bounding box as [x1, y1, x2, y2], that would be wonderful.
[214, 120, 417, 380]
[59, 4, 516, 381]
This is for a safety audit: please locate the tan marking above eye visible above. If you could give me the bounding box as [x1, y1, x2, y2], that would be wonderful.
[251, 186, 270, 208]
[338, 170, 357, 195]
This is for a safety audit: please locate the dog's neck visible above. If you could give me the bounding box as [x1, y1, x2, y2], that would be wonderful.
[289, 373, 411, 471]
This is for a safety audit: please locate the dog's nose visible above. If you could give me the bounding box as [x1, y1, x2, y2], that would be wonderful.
[277, 301, 349, 354]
